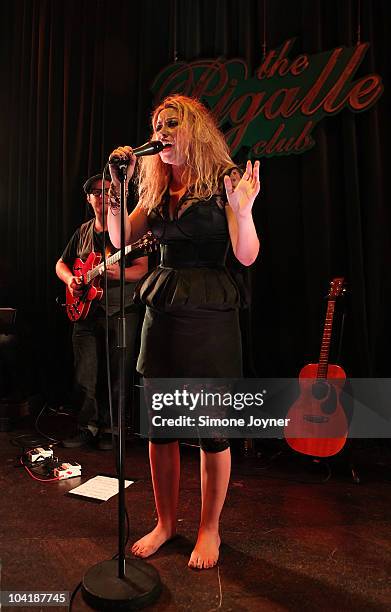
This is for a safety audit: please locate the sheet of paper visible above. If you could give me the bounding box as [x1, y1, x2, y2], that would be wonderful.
[68, 475, 134, 501]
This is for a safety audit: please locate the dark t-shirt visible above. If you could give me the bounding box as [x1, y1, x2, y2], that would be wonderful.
[60, 218, 139, 316]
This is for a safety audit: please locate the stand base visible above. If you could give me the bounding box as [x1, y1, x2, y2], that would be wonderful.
[82, 558, 162, 610]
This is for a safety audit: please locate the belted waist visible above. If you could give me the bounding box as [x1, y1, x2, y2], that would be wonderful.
[159, 241, 227, 268]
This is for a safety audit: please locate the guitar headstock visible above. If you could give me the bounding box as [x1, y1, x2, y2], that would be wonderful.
[131, 231, 159, 254]
[328, 277, 345, 299]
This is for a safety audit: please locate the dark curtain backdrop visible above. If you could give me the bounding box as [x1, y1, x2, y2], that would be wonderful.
[0, 0, 390, 401]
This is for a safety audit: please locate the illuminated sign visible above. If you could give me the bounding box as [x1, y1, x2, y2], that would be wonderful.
[152, 39, 383, 157]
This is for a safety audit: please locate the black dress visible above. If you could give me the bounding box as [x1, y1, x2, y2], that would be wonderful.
[136, 186, 243, 380]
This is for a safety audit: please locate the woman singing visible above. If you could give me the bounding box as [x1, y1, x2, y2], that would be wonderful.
[108, 95, 260, 569]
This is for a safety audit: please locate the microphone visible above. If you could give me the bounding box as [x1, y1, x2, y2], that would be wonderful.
[109, 141, 170, 168]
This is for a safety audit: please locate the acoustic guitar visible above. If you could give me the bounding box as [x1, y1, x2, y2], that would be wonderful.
[284, 277, 348, 457]
[65, 232, 156, 322]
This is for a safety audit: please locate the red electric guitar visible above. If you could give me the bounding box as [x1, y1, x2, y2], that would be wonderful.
[65, 232, 156, 322]
[284, 277, 348, 457]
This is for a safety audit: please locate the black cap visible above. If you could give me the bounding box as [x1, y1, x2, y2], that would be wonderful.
[83, 172, 110, 194]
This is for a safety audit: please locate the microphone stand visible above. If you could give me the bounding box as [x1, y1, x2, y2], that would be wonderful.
[82, 165, 161, 610]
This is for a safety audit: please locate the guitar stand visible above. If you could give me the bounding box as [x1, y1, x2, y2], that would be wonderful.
[251, 439, 361, 485]
[309, 445, 360, 484]
[334, 305, 360, 484]
[335, 441, 360, 484]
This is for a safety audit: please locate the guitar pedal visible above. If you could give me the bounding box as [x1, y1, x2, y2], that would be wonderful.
[54, 462, 82, 479]
[25, 447, 54, 463]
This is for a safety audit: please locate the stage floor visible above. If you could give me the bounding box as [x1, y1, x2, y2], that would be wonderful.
[1, 413, 390, 611]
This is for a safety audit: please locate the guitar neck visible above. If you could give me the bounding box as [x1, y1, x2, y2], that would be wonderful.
[317, 299, 336, 379]
[87, 244, 133, 282]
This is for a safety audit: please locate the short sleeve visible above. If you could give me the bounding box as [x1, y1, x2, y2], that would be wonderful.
[60, 229, 80, 266]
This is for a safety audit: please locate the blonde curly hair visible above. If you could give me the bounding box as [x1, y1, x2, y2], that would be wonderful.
[137, 95, 234, 211]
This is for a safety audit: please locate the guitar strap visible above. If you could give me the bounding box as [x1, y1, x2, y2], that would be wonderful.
[77, 219, 96, 261]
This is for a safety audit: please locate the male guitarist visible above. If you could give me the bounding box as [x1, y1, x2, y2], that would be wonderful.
[56, 174, 148, 449]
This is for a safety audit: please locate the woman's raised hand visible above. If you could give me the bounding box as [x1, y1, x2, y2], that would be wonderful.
[109, 146, 137, 187]
[224, 160, 260, 218]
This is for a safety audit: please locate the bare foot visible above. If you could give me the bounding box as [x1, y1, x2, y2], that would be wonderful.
[188, 528, 221, 569]
[131, 524, 176, 558]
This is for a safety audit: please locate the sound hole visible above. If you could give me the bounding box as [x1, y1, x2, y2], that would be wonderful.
[312, 381, 329, 400]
